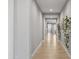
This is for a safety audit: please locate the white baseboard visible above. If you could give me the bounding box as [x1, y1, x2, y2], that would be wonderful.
[58, 40, 71, 58]
[32, 41, 42, 57]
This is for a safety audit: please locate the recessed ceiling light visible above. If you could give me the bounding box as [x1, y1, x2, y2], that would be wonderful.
[49, 9, 53, 12]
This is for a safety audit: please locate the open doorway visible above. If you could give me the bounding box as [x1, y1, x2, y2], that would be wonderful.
[44, 18, 57, 36]
[47, 23, 52, 33]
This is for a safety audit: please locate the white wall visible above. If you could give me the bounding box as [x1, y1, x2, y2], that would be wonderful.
[30, 1, 43, 55]
[9, 0, 42, 59]
[14, 0, 32, 59]
[8, 0, 14, 59]
[60, 0, 71, 54]
[60, 0, 71, 27]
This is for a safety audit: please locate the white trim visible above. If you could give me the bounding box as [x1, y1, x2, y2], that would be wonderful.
[32, 40, 43, 56]
[58, 40, 71, 58]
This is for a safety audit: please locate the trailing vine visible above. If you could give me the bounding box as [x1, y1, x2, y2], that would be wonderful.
[63, 16, 71, 49]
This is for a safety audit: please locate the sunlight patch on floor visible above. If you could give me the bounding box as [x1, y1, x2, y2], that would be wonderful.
[53, 34, 57, 47]
[47, 33, 51, 43]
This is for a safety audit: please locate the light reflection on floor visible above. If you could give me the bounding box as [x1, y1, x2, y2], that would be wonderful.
[47, 33, 56, 45]
[32, 32, 70, 59]
[47, 33, 51, 43]
[53, 34, 57, 47]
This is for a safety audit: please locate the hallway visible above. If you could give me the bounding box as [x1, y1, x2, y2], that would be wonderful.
[32, 33, 70, 59]
[8, 0, 71, 59]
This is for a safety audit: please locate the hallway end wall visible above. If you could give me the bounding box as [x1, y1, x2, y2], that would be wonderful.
[43, 14, 59, 39]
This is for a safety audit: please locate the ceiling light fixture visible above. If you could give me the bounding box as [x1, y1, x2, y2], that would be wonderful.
[49, 9, 53, 12]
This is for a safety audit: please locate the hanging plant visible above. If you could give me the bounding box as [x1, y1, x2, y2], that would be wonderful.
[63, 16, 71, 49]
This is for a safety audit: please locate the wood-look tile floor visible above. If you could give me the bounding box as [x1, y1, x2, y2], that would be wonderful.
[32, 33, 70, 59]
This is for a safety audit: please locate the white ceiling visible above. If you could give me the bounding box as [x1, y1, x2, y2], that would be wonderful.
[36, 0, 68, 13]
